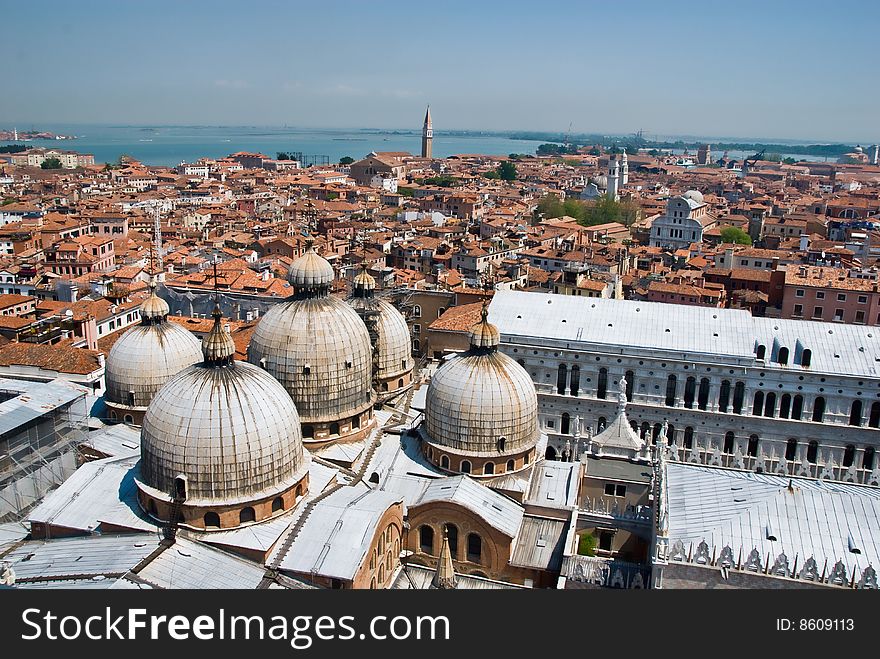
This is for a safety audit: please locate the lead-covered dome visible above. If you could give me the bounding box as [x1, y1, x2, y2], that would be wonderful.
[288, 239, 335, 290]
[248, 244, 375, 444]
[422, 305, 538, 476]
[683, 189, 704, 204]
[137, 307, 309, 530]
[348, 267, 413, 401]
[104, 285, 203, 425]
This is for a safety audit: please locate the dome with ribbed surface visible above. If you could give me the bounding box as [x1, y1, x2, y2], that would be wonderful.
[424, 311, 537, 456]
[288, 242, 335, 291]
[348, 296, 412, 382]
[140, 288, 170, 321]
[138, 318, 307, 506]
[105, 295, 203, 413]
[248, 295, 374, 424]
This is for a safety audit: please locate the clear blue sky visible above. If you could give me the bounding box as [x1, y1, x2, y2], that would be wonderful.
[2, 0, 877, 142]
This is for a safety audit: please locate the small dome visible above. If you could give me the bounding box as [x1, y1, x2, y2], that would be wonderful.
[140, 287, 170, 322]
[105, 316, 203, 411]
[202, 305, 236, 365]
[468, 304, 500, 349]
[353, 268, 376, 294]
[424, 308, 537, 457]
[289, 242, 334, 291]
[683, 189, 704, 204]
[139, 319, 307, 506]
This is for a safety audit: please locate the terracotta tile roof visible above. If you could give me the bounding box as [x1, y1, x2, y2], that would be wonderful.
[0, 342, 102, 375]
[428, 302, 484, 332]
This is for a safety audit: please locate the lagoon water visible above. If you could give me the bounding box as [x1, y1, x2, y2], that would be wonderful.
[1, 125, 548, 167]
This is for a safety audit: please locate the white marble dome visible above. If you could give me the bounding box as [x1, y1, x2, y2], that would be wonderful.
[249, 247, 374, 431]
[683, 189, 704, 204]
[105, 290, 203, 412]
[139, 313, 308, 506]
[424, 308, 538, 456]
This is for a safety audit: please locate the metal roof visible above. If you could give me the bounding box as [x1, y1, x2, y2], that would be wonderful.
[664, 463, 880, 572]
[489, 289, 880, 377]
[26, 455, 157, 534]
[392, 564, 526, 589]
[585, 457, 653, 483]
[509, 515, 568, 571]
[281, 486, 402, 581]
[524, 460, 581, 509]
[415, 475, 524, 538]
[0, 521, 28, 553]
[86, 424, 141, 458]
[0, 378, 88, 438]
[3, 534, 159, 581]
[136, 537, 265, 589]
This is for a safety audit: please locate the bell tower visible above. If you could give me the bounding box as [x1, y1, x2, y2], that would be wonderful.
[421, 105, 433, 159]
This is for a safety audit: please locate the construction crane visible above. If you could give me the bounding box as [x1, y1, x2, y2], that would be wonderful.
[744, 148, 766, 169]
[563, 121, 573, 148]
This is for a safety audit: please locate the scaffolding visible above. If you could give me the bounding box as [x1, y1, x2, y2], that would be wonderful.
[0, 379, 90, 523]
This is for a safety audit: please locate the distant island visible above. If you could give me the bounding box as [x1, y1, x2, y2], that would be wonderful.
[0, 129, 76, 141]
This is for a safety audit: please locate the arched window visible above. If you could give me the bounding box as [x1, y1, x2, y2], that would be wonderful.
[204, 512, 221, 529]
[698, 378, 710, 410]
[683, 427, 694, 450]
[561, 412, 570, 435]
[413, 339, 420, 352]
[440, 454, 450, 469]
[801, 349, 812, 368]
[807, 440, 819, 464]
[752, 391, 764, 416]
[506, 459, 515, 472]
[641, 422, 650, 440]
[870, 402, 880, 428]
[483, 462, 495, 475]
[498, 436, 506, 451]
[467, 533, 482, 563]
[413, 305, 422, 317]
[330, 422, 340, 436]
[597, 368, 608, 399]
[303, 425, 314, 439]
[778, 347, 789, 365]
[718, 380, 731, 413]
[756, 344, 766, 360]
[460, 460, 472, 474]
[544, 446, 556, 461]
[748, 434, 759, 458]
[625, 371, 635, 401]
[398, 378, 404, 389]
[667, 424, 675, 444]
[733, 381, 745, 414]
[570, 365, 580, 396]
[124, 414, 134, 424]
[684, 376, 696, 408]
[557, 364, 567, 395]
[792, 395, 804, 420]
[786, 438, 798, 461]
[272, 497, 284, 513]
[652, 423, 662, 444]
[723, 431, 735, 454]
[764, 392, 776, 418]
[419, 525, 434, 554]
[812, 397, 825, 422]
[850, 400, 863, 426]
[665, 375, 677, 407]
[352, 415, 361, 429]
[779, 394, 791, 419]
[843, 445, 856, 468]
[597, 417, 606, 432]
[239, 507, 256, 524]
[864, 446, 876, 470]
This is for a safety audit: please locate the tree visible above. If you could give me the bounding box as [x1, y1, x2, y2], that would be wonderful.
[497, 161, 517, 181]
[41, 157, 62, 170]
[483, 170, 501, 180]
[397, 186, 414, 197]
[339, 156, 354, 165]
[719, 226, 752, 245]
[782, 157, 797, 165]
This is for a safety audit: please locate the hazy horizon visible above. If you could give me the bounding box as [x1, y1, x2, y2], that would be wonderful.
[2, 0, 878, 144]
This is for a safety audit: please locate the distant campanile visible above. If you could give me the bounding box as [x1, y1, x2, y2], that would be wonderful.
[421, 105, 433, 158]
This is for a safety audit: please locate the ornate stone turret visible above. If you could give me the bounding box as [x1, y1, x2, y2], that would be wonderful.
[590, 376, 648, 462]
[430, 529, 457, 589]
